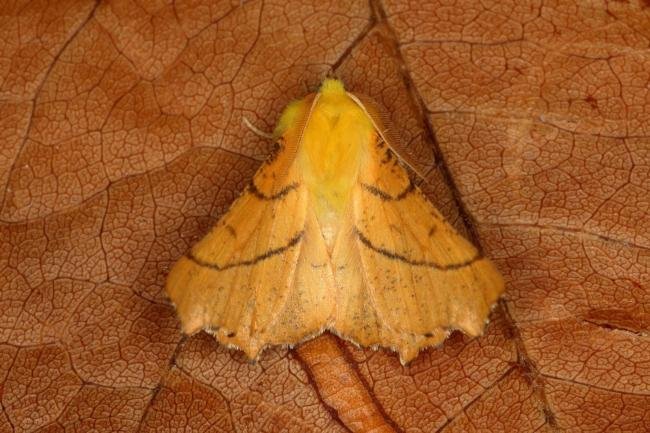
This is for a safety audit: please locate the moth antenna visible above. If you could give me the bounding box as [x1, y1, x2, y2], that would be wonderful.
[242, 116, 274, 140]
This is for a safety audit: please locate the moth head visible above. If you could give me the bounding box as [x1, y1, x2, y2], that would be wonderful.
[319, 77, 346, 96]
[273, 78, 349, 138]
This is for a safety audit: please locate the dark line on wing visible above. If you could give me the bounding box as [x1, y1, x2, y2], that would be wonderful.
[381, 148, 394, 164]
[361, 179, 415, 201]
[248, 181, 298, 200]
[354, 227, 482, 270]
[187, 230, 304, 271]
[265, 137, 285, 164]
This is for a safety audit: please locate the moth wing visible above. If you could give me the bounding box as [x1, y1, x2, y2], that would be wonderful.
[332, 131, 504, 364]
[166, 97, 335, 359]
[347, 92, 426, 179]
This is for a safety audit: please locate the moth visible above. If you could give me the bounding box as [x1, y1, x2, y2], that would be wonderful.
[166, 79, 504, 364]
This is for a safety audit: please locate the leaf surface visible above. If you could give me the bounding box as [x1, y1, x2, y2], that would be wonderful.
[1, 1, 648, 432]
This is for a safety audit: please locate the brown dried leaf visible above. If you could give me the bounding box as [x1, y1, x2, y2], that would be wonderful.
[1, 1, 648, 432]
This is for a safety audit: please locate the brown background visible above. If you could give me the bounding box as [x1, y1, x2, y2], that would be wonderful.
[1, 0, 649, 432]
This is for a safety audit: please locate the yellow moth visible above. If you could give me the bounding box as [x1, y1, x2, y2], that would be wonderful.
[166, 78, 504, 364]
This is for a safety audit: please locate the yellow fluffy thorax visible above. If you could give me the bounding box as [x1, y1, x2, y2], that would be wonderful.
[299, 80, 374, 214]
[273, 79, 376, 247]
[275, 79, 377, 248]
